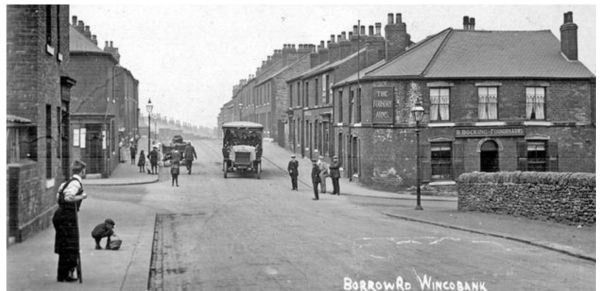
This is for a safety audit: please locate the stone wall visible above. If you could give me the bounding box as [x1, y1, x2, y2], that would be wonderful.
[457, 172, 595, 225]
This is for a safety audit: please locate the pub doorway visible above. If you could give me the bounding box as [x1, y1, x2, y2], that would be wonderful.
[85, 125, 104, 174]
[480, 140, 499, 172]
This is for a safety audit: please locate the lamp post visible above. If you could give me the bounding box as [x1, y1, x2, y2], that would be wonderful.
[411, 101, 425, 210]
[146, 99, 153, 153]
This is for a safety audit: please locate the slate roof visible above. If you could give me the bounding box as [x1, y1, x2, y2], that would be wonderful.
[333, 59, 386, 87]
[69, 26, 103, 52]
[367, 28, 595, 79]
[287, 47, 367, 82]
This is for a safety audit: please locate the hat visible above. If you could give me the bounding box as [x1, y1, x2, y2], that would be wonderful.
[318, 155, 324, 160]
[291, 154, 296, 158]
[105, 218, 115, 226]
[311, 159, 317, 163]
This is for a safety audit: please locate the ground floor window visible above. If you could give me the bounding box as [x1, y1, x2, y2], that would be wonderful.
[527, 141, 547, 171]
[431, 142, 452, 180]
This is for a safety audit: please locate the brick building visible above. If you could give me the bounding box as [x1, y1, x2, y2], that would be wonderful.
[287, 13, 411, 162]
[67, 16, 139, 177]
[332, 13, 595, 190]
[222, 44, 315, 146]
[7, 5, 74, 242]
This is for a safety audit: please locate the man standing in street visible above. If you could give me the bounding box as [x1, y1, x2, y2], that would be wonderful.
[329, 156, 341, 195]
[317, 155, 329, 194]
[311, 159, 321, 200]
[148, 146, 159, 174]
[129, 144, 136, 165]
[287, 154, 299, 190]
[183, 142, 197, 174]
[53, 160, 88, 283]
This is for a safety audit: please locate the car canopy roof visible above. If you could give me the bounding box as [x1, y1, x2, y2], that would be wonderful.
[222, 121, 264, 129]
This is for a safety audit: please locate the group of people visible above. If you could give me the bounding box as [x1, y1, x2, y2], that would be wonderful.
[166, 142, 198, 187]
[287, 154, 341, 200]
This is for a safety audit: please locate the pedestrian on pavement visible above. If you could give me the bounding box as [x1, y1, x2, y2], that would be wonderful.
[317, 155, 329, 193]
[183, 142, 197, 174]
[91, 218, 115, 250]
[137, 150, 146, 173]
[287, 154, 299, 190]
[171, 156, 181, 187]
[329, 156, 341, 195]
[52, 160, 88, 283]
[311, 159, 321, 200]
[148, 146, 159, 174]
[130, 144, 136, 165]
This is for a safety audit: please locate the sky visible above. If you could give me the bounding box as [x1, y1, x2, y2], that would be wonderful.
[64, 4, 596, 129]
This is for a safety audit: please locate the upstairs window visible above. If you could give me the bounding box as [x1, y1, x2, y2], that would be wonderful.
[478, 87, 497, 120]
[526, 87, 545, 120]
[430, 88, 450, 121]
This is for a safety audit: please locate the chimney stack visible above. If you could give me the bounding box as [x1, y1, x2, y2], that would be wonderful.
[385, 12, 411, 61]
[91, 35, 97, 45]
[72, 15, 77, 26]
[328, 34, 340, 62]
[469, 17, 475, 30]
[77, 20, 85, 33]
[318, 40, 329, 64]
[560, 11, 578, 60]
[463, 16, 469, 30]
[360, 25, 366, 36]
[339, 32, 352, 59]
[84, 25, 91, 38]
[368, 25, 374, 36]
[375, 23, 382, 35]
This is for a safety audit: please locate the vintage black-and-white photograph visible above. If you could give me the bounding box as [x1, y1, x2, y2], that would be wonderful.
[4, 3, 596, 290]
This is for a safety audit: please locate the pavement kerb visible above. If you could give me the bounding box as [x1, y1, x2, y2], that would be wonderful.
[382, 211, 596, 262]
[85, 177, 160, 187]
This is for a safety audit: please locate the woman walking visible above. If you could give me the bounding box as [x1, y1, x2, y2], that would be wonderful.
[137, 150, 146, 173]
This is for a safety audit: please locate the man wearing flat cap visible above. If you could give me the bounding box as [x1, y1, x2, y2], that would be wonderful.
[329, 156, 341, 195]
[52, 160, 88, 282]
[311, 159, 321, 200]
[287, 154, 299, 190]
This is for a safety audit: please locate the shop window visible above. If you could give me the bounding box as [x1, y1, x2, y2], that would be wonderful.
[526, 141, 547, 171]
[429, 88, 450, 121]
[431, 142, 452, 180]
[517, 140, 558, 171]
[526, 87, 545, 120]
[478, 87, 498, 120]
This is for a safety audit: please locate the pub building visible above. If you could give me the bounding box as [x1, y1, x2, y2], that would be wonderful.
[331, 13, 595, 191]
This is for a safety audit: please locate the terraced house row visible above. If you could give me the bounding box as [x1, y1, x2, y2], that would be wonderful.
[7, 5, 140, 242]
[228, 10, 595, 191]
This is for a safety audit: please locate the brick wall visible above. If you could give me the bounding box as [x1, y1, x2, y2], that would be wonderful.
[457, 172, 595, 225]
[7, 161, 56, 243]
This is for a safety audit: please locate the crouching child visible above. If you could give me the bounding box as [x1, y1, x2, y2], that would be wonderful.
[91, 218, 115, 250]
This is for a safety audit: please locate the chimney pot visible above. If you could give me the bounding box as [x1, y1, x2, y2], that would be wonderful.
[320, 40, 325, 48]
[387, 13, 394, 24]
[396, 13, 402, 24]
[337, 34, 342, 42]
[564, 11, 573, 24]
[330, 34, 336, 42]
[348, 31, 353, 38]
[369, 25, 374, 36]
[85, 25, 90, 32]
[110, 41, 113, 47]
[72, 15, 77, 25]
[469, 17, 475, 30]
[375, 22, 382, 35]
[353, 25, 358, 34]
[463, 16, 469, 29]
[104, 41, 108, 48]
[341, 31, 346, 40]
[360, 25, 365, 35]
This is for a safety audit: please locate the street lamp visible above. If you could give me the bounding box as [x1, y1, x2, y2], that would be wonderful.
[146, 99, 153, 153]
[411, 101, 425, 211]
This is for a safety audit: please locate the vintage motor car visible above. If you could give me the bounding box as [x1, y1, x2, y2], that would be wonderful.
[221, 121, 263, 179]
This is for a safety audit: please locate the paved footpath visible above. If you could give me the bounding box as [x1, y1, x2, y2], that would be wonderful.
[260, 141, 595, 262]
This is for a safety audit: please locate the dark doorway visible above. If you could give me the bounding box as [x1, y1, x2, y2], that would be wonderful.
[85, 125, 104, 174]
[480, 140, 499, 172]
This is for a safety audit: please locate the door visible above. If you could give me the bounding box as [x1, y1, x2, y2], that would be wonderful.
[85, 125, 104, 174]
[480, 140, 499, 172]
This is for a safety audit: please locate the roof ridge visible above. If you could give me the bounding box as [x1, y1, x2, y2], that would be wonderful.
[421, 28, 454, 77]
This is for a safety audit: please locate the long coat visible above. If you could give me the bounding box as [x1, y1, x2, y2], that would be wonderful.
[329, 161, 341, 179]
[183, 145, 197, 161]
[311, 165, 321, 184]
[53, 178, 83, 254]
[287, 160, 299, 177]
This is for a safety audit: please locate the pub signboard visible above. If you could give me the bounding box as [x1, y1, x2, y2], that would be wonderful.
[372, 87, 394, 124]
[455, 127, 525, 138]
